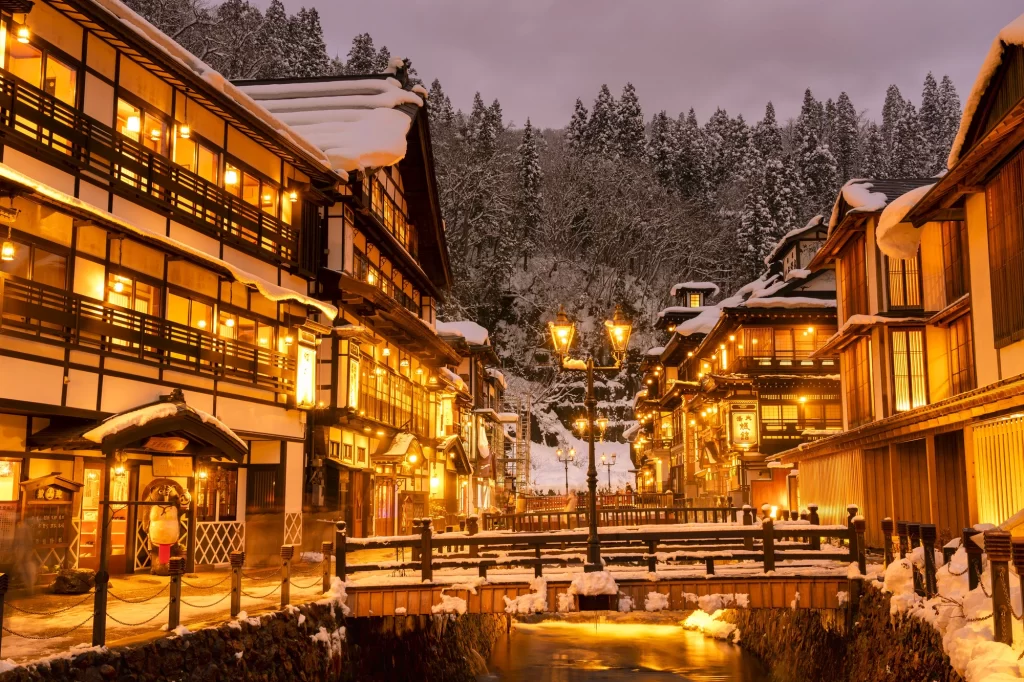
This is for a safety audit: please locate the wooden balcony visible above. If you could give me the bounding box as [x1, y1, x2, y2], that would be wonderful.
[0, 274, 296, 393]
[0, 68, 299, 268]
[732, 355, 838, 375]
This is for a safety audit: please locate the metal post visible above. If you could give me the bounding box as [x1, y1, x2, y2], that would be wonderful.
[0, 573, 8, 656]
[963, 528, 983, 591]
[647, 540, 656, 574]
[185, 498, 196, 575]
[321, 541, 332, 593]
[808, 504, 820, 551]
[467, 514, 479, 559]
[742, 505, 754, 551]
[985, 530, 1013, 646]
[584, 357, 602, 573]
[280, 545, 294, 608]
[762, 518, 775, 573]
[167, 556, 184, 631]
[420, 518, 433, 581]
[921, 524, 937, 597]
[93, 452, 115, 647]
[897, 521, 909, 559]
[230, 551, 244, 618]
[335, 521, 347, 582]
[881, 518, 894, 568]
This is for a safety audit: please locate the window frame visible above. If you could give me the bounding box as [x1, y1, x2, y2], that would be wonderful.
[941, 220, 970, 304]
[838, 234, 868, 323]
[985, 151, 1024, 347]
[885, 254, 923, 310]
[890, 327, 929, 413]
[843, 337, 873, 428]
[948, 313, 976, 397]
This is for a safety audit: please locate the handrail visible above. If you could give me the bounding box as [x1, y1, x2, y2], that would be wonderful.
[483, 506, 742, 532]
[0, 273, 296, 391]
[0, 68, 298, 267]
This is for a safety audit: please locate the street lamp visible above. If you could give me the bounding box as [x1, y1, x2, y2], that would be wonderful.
[549, 303, 633, 573]
[600, 452, 617, 490]
[556, 447, 576, 496]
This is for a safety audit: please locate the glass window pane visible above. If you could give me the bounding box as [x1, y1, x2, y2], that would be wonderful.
[166, 293, 189, 326]
[117, 99, 141, 141]
[44, 55, 76, 106]
[32, 246, 66, 288]
[256, 324, 274, 349]
[173, 136, 197, 173]
[241, 172, 259, 206]
[218, 310, 237, 339]
[191, 300, 213, 331]
[135, 281, 160, 317]
[224, 163, 241, 195]
[236, 316, 256, 345]
[197, 144, 218, 184]
[8, 41, 42, 88]
[281, 192, 293, 225]
[143, 113, 167, 156]
[0, 239, 30, 279]
[260, 185, 277, 215]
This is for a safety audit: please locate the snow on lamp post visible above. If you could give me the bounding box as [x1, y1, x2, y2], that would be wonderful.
[549, 303, 632, 573]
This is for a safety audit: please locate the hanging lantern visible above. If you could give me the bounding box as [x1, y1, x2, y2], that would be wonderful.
[15, 25, 29, 44]
[224, 168, 239, 186]
[0, 239, 14, 262]
[288, 190, 298, 203]
[126, 115, 141, 133]
[605, 304, 633, 360]
[547, 306, 575, 357]
[149, 127, 161, 142]
[178, 123, 191, 140]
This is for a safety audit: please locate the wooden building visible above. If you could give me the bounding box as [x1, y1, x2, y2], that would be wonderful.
[632, 218, 839, 509]
[772, 15, 1024, 546]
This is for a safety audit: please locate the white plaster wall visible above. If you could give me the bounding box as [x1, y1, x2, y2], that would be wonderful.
[65, 369, 99, 411]
[965, 193, 999, 387]
[3, 148, 74, 195]
[284, 441, 303, 514]
[214, 396, 302, 439]
[0, 357, 63, 405]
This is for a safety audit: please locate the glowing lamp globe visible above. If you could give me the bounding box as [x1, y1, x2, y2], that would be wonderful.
[605, 305, 632, 358]
[548, 306, 575, 357]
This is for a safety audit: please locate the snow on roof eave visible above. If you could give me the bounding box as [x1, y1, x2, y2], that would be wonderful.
[875, 184, 936, 260]
[85, 0, 342, 181]
[949, 13, 1024, 168]
[0, 162, 338, 320]
[765, 215, 825, 264]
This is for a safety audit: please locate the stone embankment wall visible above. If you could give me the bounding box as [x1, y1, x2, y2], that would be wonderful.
[727, 586, 964, 682]
[0, 604, 505, 682]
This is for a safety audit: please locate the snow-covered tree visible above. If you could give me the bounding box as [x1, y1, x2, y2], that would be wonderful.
[886, 101, 925, 178]
[802, 143, 840, 218]
[739, 154, 802, 273]
[516, 119, 543, 268]
[860, 122, 886, 179]
[918, 72, 945, 175]
[345, 33, 378, 74]
[647, 111, 679, 188]
[833, 92, 860, 182]
[753, 102, 783, 161]
[567, 99, 590, 155]
[880, 84, 906, 169]
[375, 46, 392, 74]
[939, 75, 962, 170]
[285, 8, 330, 77]
[587, 85, 619, 158]
[617, 83, 646, 161]
[427, 79, 455, 128]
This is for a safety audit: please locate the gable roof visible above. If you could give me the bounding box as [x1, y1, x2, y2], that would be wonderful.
[764, 215, 827, 265]
[828, 178, 938, 234]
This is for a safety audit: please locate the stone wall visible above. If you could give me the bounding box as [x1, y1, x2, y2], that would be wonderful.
[0, 601, 505, 682]
[726, 585, 963, 682]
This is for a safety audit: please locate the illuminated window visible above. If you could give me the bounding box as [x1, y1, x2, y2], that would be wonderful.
[887, 256, 922, 309]
[891, 328, 927, 412]
[689, 293, 701, 308]
[174, 136, 219, 184]
[948, 314, 976, 396]
[843, 337, 873, 427]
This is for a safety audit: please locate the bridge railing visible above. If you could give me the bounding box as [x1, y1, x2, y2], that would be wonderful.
[336, 503, 867, 583]
[481, 506, 742, 532]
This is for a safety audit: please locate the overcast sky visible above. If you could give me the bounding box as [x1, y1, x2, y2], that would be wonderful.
[261, 0, 1022, 130]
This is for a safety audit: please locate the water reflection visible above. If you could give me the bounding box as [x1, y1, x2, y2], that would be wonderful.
[485, 621, 769, 682]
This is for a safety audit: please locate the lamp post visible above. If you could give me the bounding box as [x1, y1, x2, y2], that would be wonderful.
[549, 304, 632, 573]
[600, 453, 617, 490]
[556, 447, 576, 496]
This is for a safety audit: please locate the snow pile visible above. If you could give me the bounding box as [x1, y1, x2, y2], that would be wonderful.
[569, 571, 618, 596]
[683, 609, 740, 643]
[556, 591, 576, 612]
[875, 183, 936, 260]
[790, 591, 800, 610]
[697, 593, 750, 614]
[829, 179, 888, 230]
[504, 578, 548, 614]
[645, 346, 665, 356]
[949, 12, 1024, 167]
[452, 577, 488, 595]
[84, 403, 178, 443]
[436, 320, 491, 346]
[837, 591, 849, 606]
[617, 595, 634, 612]
[438, 367, 469, 394]
[171, 625, 191, 637]
[239, 78, 424, 173]
[645, 592, 670, 612]
[742, 296, 835, 309]
[563, 358, 588, 370]
[315, 577, 351, 617]
[431, 591, 468, 615]
[674, 306, 722, 336]
[310, 625, 346, 662]
[486, 368, 507, 389]
[394, 607, 407, 615]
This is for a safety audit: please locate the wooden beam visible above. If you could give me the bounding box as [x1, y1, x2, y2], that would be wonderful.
[925, 431, 939, 524]
[888, 441, 903, 523]
[963, 424, 979, 526]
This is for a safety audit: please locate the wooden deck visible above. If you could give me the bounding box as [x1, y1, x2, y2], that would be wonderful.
[345, 575, 851, 617]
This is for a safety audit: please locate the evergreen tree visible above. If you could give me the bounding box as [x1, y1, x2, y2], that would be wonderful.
[516, 118, 543, 268]
[803, 143, 840, 217]
[918, 72, 945, 174]
[254, 0, 290, 79]
[793, 88, 823, 166]
[880, 84, 906, 162]
[286, 8, 330, 77]
[346, 33, 378, 74]
[375, 45, 392, 74]
[465, 93, 488, 146]
[647, 111, 680, 188]
[675, 108, 711, 204]
[860, 122, 886, 179]
[617, 83, 646, 161]
[938, 75, 962, 168]
[822, 98, 837, 145]
[207, 0, 265, 79]
[566, 99, 590, 155]
[886, 101, 925, 177]
[587, 85, 619, 157]
[482, 99, 504, 155]
[753, 102, 783, 161]
[427, 79, 455, 128]
[704, 107, 746, 189]
[833, 92, 860, 182]
[739, 153, 802, 273]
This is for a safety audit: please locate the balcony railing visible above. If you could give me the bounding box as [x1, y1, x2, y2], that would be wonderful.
[0, 69, 298, 267]
[732, 355, 837, 373]
[357, 358, 430, 437]
[353, 250, 422, 317]
[0, 274, 296, 392]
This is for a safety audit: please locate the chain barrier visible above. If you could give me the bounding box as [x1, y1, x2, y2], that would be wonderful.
[979, 577, 992, 598]
[2, 614, 94, 640]
[241, 566, 280, 580]
[4, 594, 92, 616]
[180, 592, 231, 609]
[944, 562, 969, 577]
[289, 560, 325, 577]
[241, 583, 282, 600]
[181, 574, 232, 590]
[105, 602, 170, 627]
[108, 584, 170, 604]
[289, 577, 324, 590]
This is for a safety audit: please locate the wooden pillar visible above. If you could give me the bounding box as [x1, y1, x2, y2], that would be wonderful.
[230, 551, 244, 618]
[92, 450, 115, 647]
[963, 425, 979, 526]
[924, 432, 939, 525]
[888, 442, 903, 523]
[985, 530, 1013, 646]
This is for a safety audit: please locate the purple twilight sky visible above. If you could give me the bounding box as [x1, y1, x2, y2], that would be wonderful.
[258, 0, 1022, 130]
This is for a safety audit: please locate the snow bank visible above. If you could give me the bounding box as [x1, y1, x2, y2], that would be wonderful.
[315, 577, 351, 617]
[503, 578, 548, 614]
[310, 624, 346, 662]
[556, 591, 576, 612]
[431, 591, 468, 615]
[436, 320, 490, 346]
[876, 183, 936, 260]
[569, 571, 618, 596]
[645, 592, 670, 612]
[683, 609, 740, 643]
[949, 12, 1024, 167]
[617, 595, 634, 612]
[697, 593, 750, 614]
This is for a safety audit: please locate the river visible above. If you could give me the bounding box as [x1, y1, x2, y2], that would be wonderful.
[484, 620, 770, 681]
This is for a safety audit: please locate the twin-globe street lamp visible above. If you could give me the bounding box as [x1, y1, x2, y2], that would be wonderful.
[556, 446, 576, 496]
[548, 304, 632, 573]
[601, 452, 617, 490]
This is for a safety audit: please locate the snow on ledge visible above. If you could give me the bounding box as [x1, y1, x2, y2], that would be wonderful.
[670, 281, 720, 296]
[436, 320, 490, 346]
[948, 12, 1024, 168]
[829, 180, 888, 230]
[741, 297, 836, 309]
[875, 184, 936, 260]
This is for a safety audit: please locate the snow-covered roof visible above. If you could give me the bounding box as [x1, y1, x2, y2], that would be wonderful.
[828, 180, 887, 230]
[876, 183, 937, 260]
[238, 77, 424, 173]
[0, 162, 337, 320]
[436, 320, 490, 346]
[382, 432, 418, 457]
[84, 398, 246, 450]
[764, 215, 825, 265]
[740, 297, 837, 309]
[485, 367, 506, 389]
[88, 0, 338, 177]
[949, 12, 1024, 168]
[657, 305, 710, 319]
[785, 268, 812, 281]
[438, 367, 470, 394]
[645, 346, 665, 356]
[670, 281, 720, 296]
[673, 306, 722, 336]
